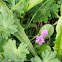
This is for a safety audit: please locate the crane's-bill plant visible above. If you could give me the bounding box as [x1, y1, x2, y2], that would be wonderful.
[31, 50, 60, 62]
[28, 0, 60, 23]
[3, 39, 29, 61]
[0, 0, 62, 62]
[0, 0, 37, 56]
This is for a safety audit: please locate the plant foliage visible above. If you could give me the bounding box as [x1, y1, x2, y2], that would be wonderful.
[0, 1, 17, 39]
[4, 39, 29, 61]
[58, 0, 62, 4]
[31, 50, 60, 62]
[0, 0, 62, 62]
[3, 0, 43, 18]
[37, 44, 51, 55]
[28, 0, 60, 23]
[0, 12, 17, 39]
[39, 24, 54, 39]
[0, 0, 37, 57]
[54, 17, 62, 58]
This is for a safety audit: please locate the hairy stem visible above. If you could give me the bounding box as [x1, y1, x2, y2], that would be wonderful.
[30, 34, 39, 41]
[53, 21, 58, 26]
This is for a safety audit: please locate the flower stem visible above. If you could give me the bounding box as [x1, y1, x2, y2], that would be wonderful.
[30, 34, 39, 41]
[60, 4, 62, 16]
[53, 21, 58, 26]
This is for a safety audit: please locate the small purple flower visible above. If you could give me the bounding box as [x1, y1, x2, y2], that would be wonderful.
[41, 30, 48, 37]
[35, 36, 45, 45]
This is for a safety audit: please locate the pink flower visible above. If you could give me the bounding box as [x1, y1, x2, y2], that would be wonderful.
[35, 36, 45, 45]
[41, 30, 48, 37]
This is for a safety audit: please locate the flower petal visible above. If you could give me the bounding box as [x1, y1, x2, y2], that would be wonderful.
[42, 40, 45, 43]
[36, 36, 39, 39]
[42, 39, 45, 42]
[39, 36, 43, 39]
[36, 36, 43, 39]
[39, 42, 42, 45]
[35, 39, 39, 43]
[41, 30, 48, 37]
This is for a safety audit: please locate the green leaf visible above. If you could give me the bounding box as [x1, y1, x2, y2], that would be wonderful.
[39, 24, 54, 39]
[4, 0, 15, 8]
[4, 39, 29, 60]
[27, 0, 43, 11]
[0, 53, 3, 59]
[0, 38, 8, 52]
[4, 0, 43, 12]
[37, 44, 51, 55]
[0, 12, 17, 39]
[28, 0, 60, 23]
[5, 0, 27, 18]
[0, 1, 17, 39]
[58, 0, 62, 4]
[31, 50, 60, 62]
[0, 0, 13, 14]
[3, 0, 15, 8]
[54, 17, 62, 58]
[31, 56, 42, 62]
[12, 0, 25, 18]
[42, 50, 60, 62]
[14, 18, 37, 56]
[8, 0, 15, 7]
[1, 0, 37, 57]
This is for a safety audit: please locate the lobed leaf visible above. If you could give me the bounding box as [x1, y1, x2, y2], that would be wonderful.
[0, 1, 17, 39]
[42, 50, 60, 62]
[28, 0, 60, 23]
[0, 1, 37, 57]
[58, 0, 62, 4]
[31, 50, 60, 62]
[31, 56, 42, 62]
[4, 39, 29, 61]
[0, 12, 17, 39]
[3, 0, 43, 18]
[4, 0, 27, 18]
[37, 44, 51, 56]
